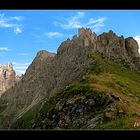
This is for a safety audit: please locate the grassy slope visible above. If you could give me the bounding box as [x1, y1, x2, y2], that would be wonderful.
[11, 52, 140, 129]
[88, 53, 140, 129]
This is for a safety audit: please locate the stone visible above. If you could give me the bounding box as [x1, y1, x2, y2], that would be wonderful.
[87, 115, 104, 129]
[125, 37, 139, 58]
[109, 93, 121, 101]
[105, 112, 114, 120]
[118, 109, 125, 114]
[0, 62, 20, 97]
[88, 99, 95, 106]
[101, 93, 114, 106]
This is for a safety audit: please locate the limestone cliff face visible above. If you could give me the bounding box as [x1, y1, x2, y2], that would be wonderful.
[97, 30, 140, 70]
[0, 62, 19, 97]
[0, 28, 139, 128]
[125, 37, 139, 58]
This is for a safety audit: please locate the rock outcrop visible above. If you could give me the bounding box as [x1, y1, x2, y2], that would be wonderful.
[97, 30, 140, 70]
[31, 92, 121, 129]
[0, 62, 19, 97]
[0, 28, 139, 129]
[58, 27, 140, 71]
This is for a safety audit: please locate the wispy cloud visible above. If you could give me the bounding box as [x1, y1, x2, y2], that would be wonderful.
[16, 70, 26, 75]
[17, 53, 29, 56]
[53, 12, 85, 29]
[13, 62, 31, 66]
[14, 66, 28, 69]
[86, 17, 106, 32]
[134, 36, 140, 54]
[0, 47, 9, 51]
[10, 16, 24, 21]
[53, 12, 106, 32]
[14, 27, 22, 35]
[13, 62, 31, 75]
[31, 30, 64, 43]
[0, 13, 24, 35]
[45, 32, 63, 38]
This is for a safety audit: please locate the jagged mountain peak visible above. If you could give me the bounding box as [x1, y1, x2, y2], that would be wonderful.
[36, 50, 55, 58]
[57, 28, 139, 71]
[0, 62, 20, 97]
[0, 28, 140, 129]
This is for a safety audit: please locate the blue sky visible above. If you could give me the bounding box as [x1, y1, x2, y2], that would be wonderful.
[0, 10, 140, 75]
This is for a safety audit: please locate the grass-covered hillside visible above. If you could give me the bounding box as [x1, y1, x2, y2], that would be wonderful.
[10, 52, 140, 129]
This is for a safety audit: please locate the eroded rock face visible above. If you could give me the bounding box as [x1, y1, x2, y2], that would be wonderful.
[125, 37, 139, 58]
[29, 92, 122, 129]
[97, 30, 128, 60]
[58, 28, 140, 71]
[97, 30, 140, 70]
[0, 62, 19, 97]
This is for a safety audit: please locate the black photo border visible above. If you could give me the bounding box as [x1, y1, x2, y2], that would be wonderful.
[0, 0, 140, 140]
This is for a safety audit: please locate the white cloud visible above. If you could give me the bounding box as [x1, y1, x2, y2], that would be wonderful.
[31, 29, 63, 42]
[45, 32, 63, 38]
[14, 27, 22, 35]
[0, 13, 24, 35]
[64, 12, 85, 29]
[13, 62, 31, 75]
[86, 17, 106, 31]
[134, 36, 140, 54]
[14, 66, 28, 70]
[53, 12, 106, 32]
[16, 70, 26, 76]
[10, 16, 24, 21]
[54, 12, 84, 29]
[13, 62, 31, 66]
[14, 66, 28, 69]
[0, 47, 9, 51]
[87, 18, 106, 25]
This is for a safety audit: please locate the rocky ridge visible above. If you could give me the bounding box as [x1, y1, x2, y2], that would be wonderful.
[0, 28, 139, 129]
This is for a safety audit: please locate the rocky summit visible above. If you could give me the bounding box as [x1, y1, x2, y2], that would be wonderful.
[0, 28, 140, 129]
[0, 62, 20, 97]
